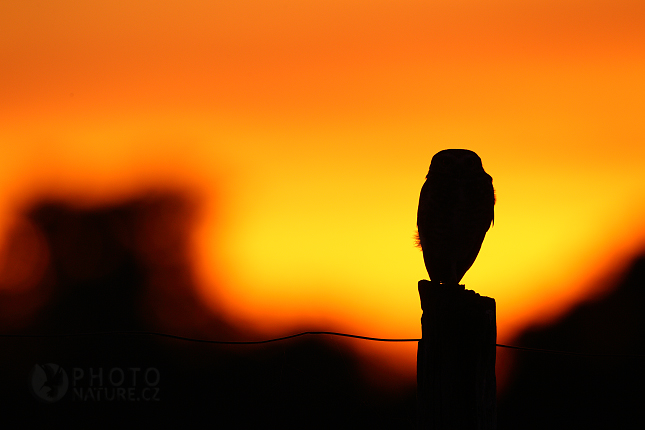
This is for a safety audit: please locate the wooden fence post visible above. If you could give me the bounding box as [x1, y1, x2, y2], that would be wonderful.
[417, 280, 497, 429]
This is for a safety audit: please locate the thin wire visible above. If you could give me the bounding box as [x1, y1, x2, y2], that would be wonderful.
[494, 343, 645, 358]
[2, 330, 645, 358]
[0, 330, 418, 344]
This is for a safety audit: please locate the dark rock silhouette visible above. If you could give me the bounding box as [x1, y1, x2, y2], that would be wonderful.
[498, 252, 645, 429]
[0, 192, 416, 428]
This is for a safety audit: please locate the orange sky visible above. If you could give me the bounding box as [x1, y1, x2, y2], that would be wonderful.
[2, 0, 645, 383]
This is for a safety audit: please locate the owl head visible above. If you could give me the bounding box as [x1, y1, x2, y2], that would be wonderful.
[427, 149, 485, 177]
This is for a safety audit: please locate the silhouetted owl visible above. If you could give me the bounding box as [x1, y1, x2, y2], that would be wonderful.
[416, 149, 495, 285]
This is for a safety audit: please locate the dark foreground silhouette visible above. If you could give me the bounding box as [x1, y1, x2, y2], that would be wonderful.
[498, 252, 645, 429]
[0, 193, 416, 429]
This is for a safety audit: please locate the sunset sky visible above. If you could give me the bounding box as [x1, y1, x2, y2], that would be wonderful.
[1, 0, 645, 382]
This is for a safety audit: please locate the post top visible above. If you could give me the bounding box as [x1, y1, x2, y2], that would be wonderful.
[418, 279, 496, 311]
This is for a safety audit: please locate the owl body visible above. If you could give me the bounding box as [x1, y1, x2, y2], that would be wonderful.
[417, 149, 495, 284]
